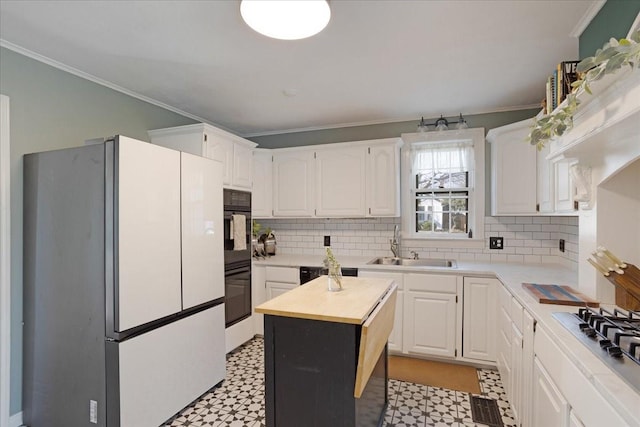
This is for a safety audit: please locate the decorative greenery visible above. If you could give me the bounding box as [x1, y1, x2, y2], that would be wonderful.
[527, 30, 640, 150]
[252, 220, 261, 237]
[323, 247, 343, 290]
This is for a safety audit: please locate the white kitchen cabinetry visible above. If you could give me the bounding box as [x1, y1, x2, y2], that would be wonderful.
[148, 123, 257, 190]
[462, 277, 497, 362]
[252, 265, 266, 336]
[252, 149, 273, 218]
[264, 266, 299, 300]
[496, 282, 535, 427]
[554, 158, 577, 213]
[315, 146, 367, 217]
[532, 357, 569, 427]
[359, 270, 404, 352]
[366, 140, 401, 216]
[257, 138, 401, 218]
[403, 273, 460, 358]
[272, 150, 315, 217]
[536, 142, 554, 213]
[487, 119, 538, 215]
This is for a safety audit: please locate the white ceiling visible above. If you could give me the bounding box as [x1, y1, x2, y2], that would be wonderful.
[0, 0, 601, 136]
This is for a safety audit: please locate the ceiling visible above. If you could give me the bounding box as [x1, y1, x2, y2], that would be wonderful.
[0, 0, 601, 137]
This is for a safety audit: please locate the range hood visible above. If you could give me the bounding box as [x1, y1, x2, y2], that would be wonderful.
[547, 69, 640, 188]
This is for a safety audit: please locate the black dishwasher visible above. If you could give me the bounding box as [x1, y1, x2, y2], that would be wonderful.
[299, 266, 358, 285]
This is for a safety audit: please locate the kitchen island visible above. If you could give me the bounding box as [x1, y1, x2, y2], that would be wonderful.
[255, 276, 397, 427]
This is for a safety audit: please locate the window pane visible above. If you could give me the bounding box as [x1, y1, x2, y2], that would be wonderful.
[416, 212, 435, 231]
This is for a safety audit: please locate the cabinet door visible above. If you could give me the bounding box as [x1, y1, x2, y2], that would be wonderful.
[359, 270, 404, 352]
[252, 150, 273, 217]
[490, 131, 537, 215]
[536, 143, 554, 213]
[522, 310, 535, 427]
[404, 285, 457, 358]
[206, 132, 233, 186]
[252, 266, 267, 336]
[273, 150, 315, 217]
[497, 304, 512, 398]
[511, 323, 523, 425]
[181, 153, 224, 309]
[554, 159, 576, 212]
[233, 143, 253, 189]
[462, 277, 497, 362]
[367, 144, 400, 216]
[532, 357, 569, 427]
[315, 147, 366, 217]
[116, 137, 182, 331]
[266, 281, 297, 300]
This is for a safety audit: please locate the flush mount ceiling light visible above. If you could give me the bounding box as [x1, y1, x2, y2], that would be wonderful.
[240, 0, 331, 40]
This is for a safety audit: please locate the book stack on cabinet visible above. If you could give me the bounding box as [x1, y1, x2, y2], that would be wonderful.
[544, 60, 580, 114]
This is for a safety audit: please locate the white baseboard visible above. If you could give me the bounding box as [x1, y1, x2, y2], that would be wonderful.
[9, 411, 23, 427]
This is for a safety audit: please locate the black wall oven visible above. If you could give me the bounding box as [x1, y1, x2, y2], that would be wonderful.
[223, 189, 252, 328]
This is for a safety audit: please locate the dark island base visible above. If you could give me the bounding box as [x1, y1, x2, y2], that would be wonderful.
[264, 314, 388, 427]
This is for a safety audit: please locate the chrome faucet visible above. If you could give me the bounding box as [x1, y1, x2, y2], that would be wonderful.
[390, 225, 400, 258]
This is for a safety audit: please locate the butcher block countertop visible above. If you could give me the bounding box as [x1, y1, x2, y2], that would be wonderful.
[255, 276, 394, 324]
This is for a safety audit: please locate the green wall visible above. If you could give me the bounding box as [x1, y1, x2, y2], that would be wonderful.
[0, 46, 196, 417]
[247, 110, 539, 149]
[579, 0, 640, 59]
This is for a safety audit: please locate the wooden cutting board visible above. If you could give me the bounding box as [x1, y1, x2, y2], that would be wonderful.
[522, 283, 599, 307]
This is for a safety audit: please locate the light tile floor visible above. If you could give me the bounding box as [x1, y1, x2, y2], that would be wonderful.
[162, 338, 516, 427]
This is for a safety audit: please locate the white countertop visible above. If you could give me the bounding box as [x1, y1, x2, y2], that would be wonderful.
[253, 254, 640, 425]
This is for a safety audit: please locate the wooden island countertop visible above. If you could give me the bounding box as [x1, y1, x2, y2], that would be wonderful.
[255, 276, 394, 325]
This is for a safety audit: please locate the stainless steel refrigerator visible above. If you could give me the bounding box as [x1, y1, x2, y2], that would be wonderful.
[23, 136, 226, 426]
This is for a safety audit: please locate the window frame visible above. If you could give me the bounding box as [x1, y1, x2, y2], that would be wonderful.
[401, 128, 485, 247]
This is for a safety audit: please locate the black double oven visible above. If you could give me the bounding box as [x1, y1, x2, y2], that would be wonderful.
[223, 189, 252, 328]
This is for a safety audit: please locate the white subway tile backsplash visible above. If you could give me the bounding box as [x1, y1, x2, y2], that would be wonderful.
[259, 215, 579, 267]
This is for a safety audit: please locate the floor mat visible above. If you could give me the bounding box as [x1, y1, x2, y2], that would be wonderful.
[470, 395, 505, 427]
[388, 356, 481, 394]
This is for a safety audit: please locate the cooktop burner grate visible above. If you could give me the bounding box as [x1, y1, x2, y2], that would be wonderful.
[554, 307, 640, 393]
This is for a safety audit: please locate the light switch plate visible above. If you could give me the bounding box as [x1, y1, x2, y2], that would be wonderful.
[324, 235, 330, 247]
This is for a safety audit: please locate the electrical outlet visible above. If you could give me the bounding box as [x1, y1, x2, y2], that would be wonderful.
[489, 237, 504, 250]
[324, 235, 330, 247]
[559, 239, 565, 253]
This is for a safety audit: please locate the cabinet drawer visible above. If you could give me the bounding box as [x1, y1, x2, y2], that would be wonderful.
[405, 273, 457, 293]
[359, 270, 404, 290]
[265, 266, 299, 284]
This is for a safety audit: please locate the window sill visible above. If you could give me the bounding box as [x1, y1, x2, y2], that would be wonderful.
[400, 235, 485, 249]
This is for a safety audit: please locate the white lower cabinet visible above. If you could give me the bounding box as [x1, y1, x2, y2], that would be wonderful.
[569, 410, 585, 427]
[403, 273, 460, 358]
[252, 265, 266, 336]
[359, 270, 404, 352]
[264, 266, 299, 299]
[532, 357, 569, 427]
[462, 277, 497, 362]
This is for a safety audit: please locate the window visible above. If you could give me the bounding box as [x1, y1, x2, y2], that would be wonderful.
[401, 128, 485, 244]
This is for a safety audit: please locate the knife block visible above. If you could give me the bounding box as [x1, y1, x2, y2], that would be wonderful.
[606, 264, 640, 311]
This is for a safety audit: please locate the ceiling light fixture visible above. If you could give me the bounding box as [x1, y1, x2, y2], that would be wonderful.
[240, 0, 331, 40]
[417, 113, 468, 133]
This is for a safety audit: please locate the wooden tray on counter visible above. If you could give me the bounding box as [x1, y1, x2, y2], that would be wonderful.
[522, 283, 599, 307]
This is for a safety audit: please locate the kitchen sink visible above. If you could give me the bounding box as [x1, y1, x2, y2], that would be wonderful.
[366, 257, 457, 268]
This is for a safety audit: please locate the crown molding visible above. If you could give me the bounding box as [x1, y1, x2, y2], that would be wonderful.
[569, 0, 606, 38]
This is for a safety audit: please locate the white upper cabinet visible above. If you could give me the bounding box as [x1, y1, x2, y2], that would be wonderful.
[252, 149, 273, 218]
[367, 140, 401, 216]
[487, 119, 538, 215]
[537, 142, 554, 213]
[554, 158, 577, 213]
[315, 146, 367, 217]
[116, 137, 182, 331]
[259, 138, 401, 218]
[273, 149, 315, 217]
[148, 123, 256, 190]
